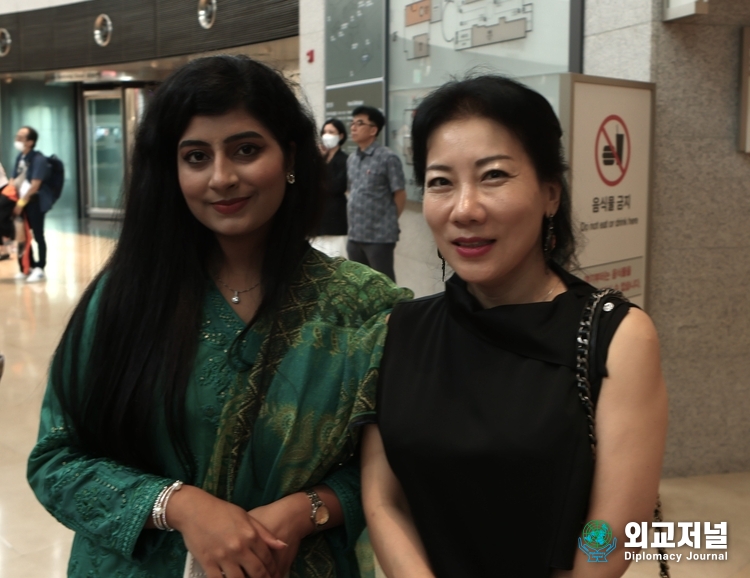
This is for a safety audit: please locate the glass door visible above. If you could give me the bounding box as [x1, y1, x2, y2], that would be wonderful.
[83, 89, 125, 218]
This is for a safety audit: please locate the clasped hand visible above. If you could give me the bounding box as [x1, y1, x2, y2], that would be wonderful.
[169, 486, 309, 578]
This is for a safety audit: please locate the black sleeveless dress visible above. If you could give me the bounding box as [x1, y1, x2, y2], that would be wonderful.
[377, 266, 634, 577]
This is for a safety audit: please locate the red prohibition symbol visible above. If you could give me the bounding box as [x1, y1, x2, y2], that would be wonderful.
[595, 114, 631, 187]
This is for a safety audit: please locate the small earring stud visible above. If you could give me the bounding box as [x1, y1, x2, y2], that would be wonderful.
[286, 172, 296, 184]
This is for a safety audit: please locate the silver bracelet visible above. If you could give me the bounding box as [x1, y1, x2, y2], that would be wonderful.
[152, 480, 183, 531]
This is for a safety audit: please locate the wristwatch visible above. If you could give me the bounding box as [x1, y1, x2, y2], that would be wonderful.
[305, 489, 330, 533]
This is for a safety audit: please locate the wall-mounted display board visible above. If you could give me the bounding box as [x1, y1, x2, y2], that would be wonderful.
[324, 0, 386, 155]
[560, 74, 654, 307]
[387, 0, 573, 200]
[325, 0, 385, 86]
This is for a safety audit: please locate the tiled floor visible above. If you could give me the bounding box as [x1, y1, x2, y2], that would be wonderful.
[0, 216, 748, 577]
[0, 215, 115, 577]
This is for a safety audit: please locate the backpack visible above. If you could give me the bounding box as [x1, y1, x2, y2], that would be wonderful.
[44, 155, 65, 201]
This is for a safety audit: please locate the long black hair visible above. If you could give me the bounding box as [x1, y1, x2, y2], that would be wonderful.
[51, 55, 325, 474]
[411, 75, 576, 268]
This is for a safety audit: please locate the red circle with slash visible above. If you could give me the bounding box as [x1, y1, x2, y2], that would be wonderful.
[595, 115, 631, 187]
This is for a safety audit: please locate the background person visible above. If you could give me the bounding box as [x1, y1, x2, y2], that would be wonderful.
[361, 76, 668, 578]
[311, 118, 348, 258]
[346, 105, 406, 282]
[12, 126, 50, 282]
[27, 55, 411, 578]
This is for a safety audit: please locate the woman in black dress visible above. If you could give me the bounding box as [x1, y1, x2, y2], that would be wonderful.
[361, 76, 668, 577]
[312, 118, 348, 257]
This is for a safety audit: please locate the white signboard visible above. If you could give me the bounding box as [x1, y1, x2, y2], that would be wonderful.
[569, 79, 653, 307]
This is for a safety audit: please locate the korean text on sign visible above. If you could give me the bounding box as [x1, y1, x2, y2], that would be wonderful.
[592, 195, 631, 213]
[624, 522, 727, 549]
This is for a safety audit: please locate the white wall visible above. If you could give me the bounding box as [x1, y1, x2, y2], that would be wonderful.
[585, 0, 750, 477]
[299, 0, 326, 126]
[583, 0, 654, 82]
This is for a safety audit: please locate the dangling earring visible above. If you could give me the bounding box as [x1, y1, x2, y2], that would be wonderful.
[286, 172, 296, 184]
[437, 249, 446, 282]
[543, 214, 556, 260]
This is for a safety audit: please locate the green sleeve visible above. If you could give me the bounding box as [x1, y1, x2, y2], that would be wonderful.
[27, 386, 172, 559]
[318, 287, 409, 554]
[320, 458, 365, 552]
[26, 277, 173, 560]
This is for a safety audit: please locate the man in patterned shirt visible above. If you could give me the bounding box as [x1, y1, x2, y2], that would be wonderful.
[346, 105, 406, 282]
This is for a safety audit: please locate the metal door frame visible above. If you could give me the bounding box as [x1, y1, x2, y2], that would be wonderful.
[82, 88, 125, 219]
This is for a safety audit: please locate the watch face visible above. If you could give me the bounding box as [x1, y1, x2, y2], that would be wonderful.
[316, 504, 330, 526]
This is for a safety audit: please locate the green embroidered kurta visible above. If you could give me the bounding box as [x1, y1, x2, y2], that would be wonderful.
[27, 249, 412, 577]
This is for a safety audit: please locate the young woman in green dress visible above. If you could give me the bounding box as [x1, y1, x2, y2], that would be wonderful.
[28, 55, 411, 578]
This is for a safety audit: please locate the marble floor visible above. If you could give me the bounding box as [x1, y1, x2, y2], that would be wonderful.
[0, 216, 748, 577]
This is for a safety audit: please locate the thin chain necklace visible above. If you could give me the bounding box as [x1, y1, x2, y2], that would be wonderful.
[215, 277, 261, 305]
[539, 277, 561, 302]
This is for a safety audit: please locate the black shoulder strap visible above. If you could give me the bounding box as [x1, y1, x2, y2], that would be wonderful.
[589, 293, 631, 403]
[576, 289, 670, 578]
[575, 288, 625, 459]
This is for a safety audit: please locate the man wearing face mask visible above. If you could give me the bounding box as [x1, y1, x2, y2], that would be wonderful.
[12, 126, 49, 283]
[312, 118, 349, 258]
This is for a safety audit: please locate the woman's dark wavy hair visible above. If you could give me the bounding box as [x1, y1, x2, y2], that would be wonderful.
[50, 55, 325, 475]
[322, 118, 347, 147]
[411, 74, 576, 268]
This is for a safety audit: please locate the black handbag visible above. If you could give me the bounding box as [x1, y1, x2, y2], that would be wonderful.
[576, 288, 670, 578]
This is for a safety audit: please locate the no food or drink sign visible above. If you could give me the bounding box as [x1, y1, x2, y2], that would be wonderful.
[595, 115, 631, 187]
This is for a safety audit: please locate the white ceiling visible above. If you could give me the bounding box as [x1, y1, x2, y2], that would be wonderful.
[0, 0, 91, 16]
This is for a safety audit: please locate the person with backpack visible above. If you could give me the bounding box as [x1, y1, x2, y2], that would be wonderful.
[12, 126, 52, 282]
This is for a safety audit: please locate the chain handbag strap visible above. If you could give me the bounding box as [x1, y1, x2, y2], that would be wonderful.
[653, 495, 670, 578]
[576, 289, 670, 578]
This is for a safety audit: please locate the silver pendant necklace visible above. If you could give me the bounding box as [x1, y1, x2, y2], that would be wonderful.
[216, 278, 260, 305]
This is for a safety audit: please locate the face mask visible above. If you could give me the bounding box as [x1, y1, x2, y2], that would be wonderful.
[13, 141, 25, 153]
[321, 133, 340, 150]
